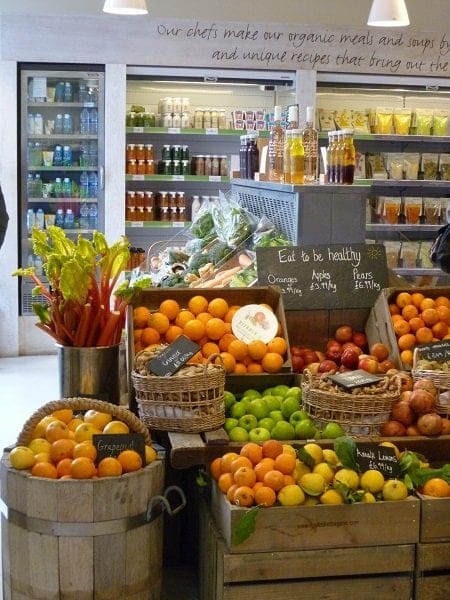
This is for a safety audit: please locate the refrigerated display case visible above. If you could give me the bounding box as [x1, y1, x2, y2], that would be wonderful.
[18, 64, 105, 315]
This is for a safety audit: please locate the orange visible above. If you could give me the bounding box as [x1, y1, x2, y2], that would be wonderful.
[434, 296, 450, 308]
[262, 439, 284, 459]
[283, 474, 296, 486]
[70, 457, 96, 479]
[254, 458, 276, 481]
[51, 408, 73, 424]
[396, 292, 412, 308]
[148, 312, 170, 334]
[228, 339, 249, 361]
[205, 318, 227, 341]
[267, 336, 288, 355]
[247, 339, 267, 360]
[230, 456, 253, 474]
[233, 363, 248, 374]
[436, 305, 450, 325]
[393, 319, 410, 336]
[141, 327, 161, 346]
[408, 317, 425, 333]
[233, 466, 257, 487]
[73, 440, 97, 461]
[98, 456, 123, 478]
[261, 352, 284, 373]
[56, 458, 73, 478]
[49, 438, 76, 463]
[133, 328, 143, 342]
[226, 483, 240, 502]
[45, 420, 71, 443]
[254, 485, 277, 507]
[32, 416, 57, 439]
[400, 349, 414, 366]
[391, 314, 404, 323]
[274, 452, 297, 475]
[196, 311, 213, 325]
[133, 306, 151, 328]
[188, 351, 204, 365]
[240, 442, 263, 465]
[415, 327, 434, 344]
[247, 362, 264, 373]
[421, 477, 450, 498]
[209, 457, 223, 480]
[201, 341, 220, 358]
[216, 352, 236, 374]
[31, 461, 58, 479]
[187, 295, 209, 315]
[263, 469, 285, 491]
[218, 333, 237, 351]
[220, 451, 240, 474]
[432, 321, 448, 339]
[397, 333, 416, 351]
[410, 292, 426, 308]
[232, 485, 255, 507]
[183, 319, 206, 341]
[175, 310, 196, 328]
[165, 325, 183, 343]
[218, 471, 235, 494]
[389, 303, 401, 315]
[207, 297, 229, 319]
[158, 299, 180, 321]
[401, 304, 419, 321]
[421, 308, 439, 326]
[224, 305, 241, 323]
[117, 450, 142, 473]
[420, 297, 436, 311]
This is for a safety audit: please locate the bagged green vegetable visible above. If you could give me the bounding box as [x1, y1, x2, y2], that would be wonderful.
[212, 191, 258, 248]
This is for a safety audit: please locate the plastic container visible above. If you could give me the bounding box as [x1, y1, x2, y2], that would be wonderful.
[80, 171, 90, 198]
[80, 107, 90, 134]
[88, 172, 98, 198]
[63, 208, 74, 229]
[89, 108, 98, 135]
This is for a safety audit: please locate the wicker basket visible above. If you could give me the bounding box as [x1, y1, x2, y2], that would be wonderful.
[16, 397, 151, 446]
[411, 347, 450, 417]
[131, 352, 225, 433]
[301, 369, 402, 435]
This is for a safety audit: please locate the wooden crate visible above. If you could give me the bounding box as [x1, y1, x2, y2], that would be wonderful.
[199, 498, 415, 600]
[415, 493, 450, 600]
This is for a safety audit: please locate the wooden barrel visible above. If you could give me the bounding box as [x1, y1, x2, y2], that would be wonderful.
[0, 452, 164, 599]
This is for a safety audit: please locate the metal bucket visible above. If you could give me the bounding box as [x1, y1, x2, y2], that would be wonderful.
[56, 343, 120, 405]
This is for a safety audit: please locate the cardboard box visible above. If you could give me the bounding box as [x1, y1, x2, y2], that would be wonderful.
[365, 286, 450, 370]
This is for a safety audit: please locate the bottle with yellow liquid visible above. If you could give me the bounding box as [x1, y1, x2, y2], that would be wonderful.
[283, 129, 293, 183]
[289, 129, 304, 184]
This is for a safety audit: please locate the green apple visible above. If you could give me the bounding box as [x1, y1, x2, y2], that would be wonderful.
[230, 401, 248, 420]
[241, 389, 261, 401]
[247, 398, 269, 420]
[271, 420, 295, 441]
[294, 419, 318, 440]
[263, 395, 283, 412]
[258, 417, 275, 432]
[285, 386, 302, 402]
[289, 410, 311, 427]
[262, 386, 275, 396]
[248, 427, 271, 443]
[223, 391, 237, 414]
[269, 410, 284, 424]
[321, 421, 346, 439]
[228, 426, 249, 442]
[272, 384, 290, 397]
[238, 414, 258, 432]
[224, 417, 239, 433]
[281, 396, 301, 420]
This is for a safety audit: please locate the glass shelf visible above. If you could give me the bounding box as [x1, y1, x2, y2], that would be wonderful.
[125, 174, 230, 183]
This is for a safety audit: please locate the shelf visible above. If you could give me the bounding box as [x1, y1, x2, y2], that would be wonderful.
[28, 197, 97, 203]
[28, 102, 97, 109]
[392, 267, 445, 276]
[368, 179, 450, 192]
[125, 221, 190, 229]
[126, 174, 230, 183]
[28, 134, 97, 141]
[366, 223, 442, 232]
[319, 132, 450, 145]
[126, 126, 267, 136]
[28, 166, 98, 172]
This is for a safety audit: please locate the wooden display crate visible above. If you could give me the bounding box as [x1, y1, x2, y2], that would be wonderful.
[199, 498, 416, 600]
[365, 286, 450, 370]
[415, 493, 450, 600]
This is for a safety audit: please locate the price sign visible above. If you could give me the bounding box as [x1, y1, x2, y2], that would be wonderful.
[147, 335, 200, 376]
[356, 443, 401, 478]
[256, 244, 388, 310]
[329, 369, 382, 391]
[93, 433, 146, 465]
[416, 340, 450, 362]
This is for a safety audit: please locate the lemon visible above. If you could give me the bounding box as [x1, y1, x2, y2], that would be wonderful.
[282, 444, 297, 457]
[293, 461, 311, 482]
[333, 468, 360, 490]
[322, 449, 340, 466]
[320, 489, 344, 504]
[277, 484, 305, 506]
[9, 446, 36, 470]
[27, 438, 52, 455]
[303, 443, 323, 465]
[360, 469, 385, 494]
[382, 479, 408, 501]
[313, 462, 335, 484]
[299, 472, 327, 496]
[361, 491, 377, 503]
[379, 441, 401, 460]
[145, 445, 157, 464]
[303, 494, 320, 506]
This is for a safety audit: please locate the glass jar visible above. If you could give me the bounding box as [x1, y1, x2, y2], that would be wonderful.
[219, 155, 229, 177]
[162, 145, 171, 160]
[146, 159, 155, 175]
[136, 144, 145, 161]
[145, 144, 154, 160]
[127, 159, 137, 175]
[137, 159, 146, 175]
[194, 109, 203, 129]
[204, 155, 212, 176]
[195, 155, 205, 176]
[126, 144, 136, 161]
[211, 155, 220, 176]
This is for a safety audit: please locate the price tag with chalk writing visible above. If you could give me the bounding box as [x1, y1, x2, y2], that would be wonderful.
[329, 369, 382, 391]
[93, 433, 146, 465]
[147, 335, 200, 377]
[416, 340, 450, 362]
[356, 442, 401, 478]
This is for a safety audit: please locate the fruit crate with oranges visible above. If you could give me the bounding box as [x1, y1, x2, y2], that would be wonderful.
[365, 286, 450, 371]
[198, 489, 419, 599]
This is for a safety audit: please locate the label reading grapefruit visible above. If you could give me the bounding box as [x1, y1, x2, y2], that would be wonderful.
[231, 304, 278, 343]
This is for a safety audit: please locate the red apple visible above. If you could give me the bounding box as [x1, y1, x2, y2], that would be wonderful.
[292, 355, 305, 373]
[370, 342, 390, 362]
[335, 325, 353, 343]
[303, 350, 319, 365]
[380, 420, 407, 436]
[352, 331, 367, 348]
[318, 359, 338, 373]
[358, 356, 380, 374]
[290, 345, 304, 357]
[341, 342, 362, 354]
[379, 358, 397, 373]
[340, 347, 361, 369]
[326, 343, 342, 362]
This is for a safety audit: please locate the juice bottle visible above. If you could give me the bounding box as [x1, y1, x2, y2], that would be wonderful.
[289, 130, 304, 185]
[342, 128, 356, 184]
[283, 129, 292, 183]
[268, 105, 284, 182]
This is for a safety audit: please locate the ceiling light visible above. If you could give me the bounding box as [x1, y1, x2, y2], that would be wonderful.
[367, 0, 410, 27]
[103, 0, 148, 15]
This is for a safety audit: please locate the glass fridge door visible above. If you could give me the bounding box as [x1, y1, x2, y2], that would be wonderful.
[19, 65, 105, 315]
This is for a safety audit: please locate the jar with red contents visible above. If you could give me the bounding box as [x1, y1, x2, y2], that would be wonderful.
[135, 144, 145, 161]
[127, 159, 137, 175]
[137, 160, 146, 175]
[144, 191, 154, 221]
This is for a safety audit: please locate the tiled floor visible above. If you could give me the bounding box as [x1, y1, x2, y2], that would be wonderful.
[0, 353, 200, 599]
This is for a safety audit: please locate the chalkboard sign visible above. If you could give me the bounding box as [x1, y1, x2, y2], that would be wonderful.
[356, 443, 401, 478]
[416, 340, 450, 362]
[329, 369, 382, 391]
[256, 244, 389, 310]
[147, 335, 200, 376]
[93, 433, 146, 466]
